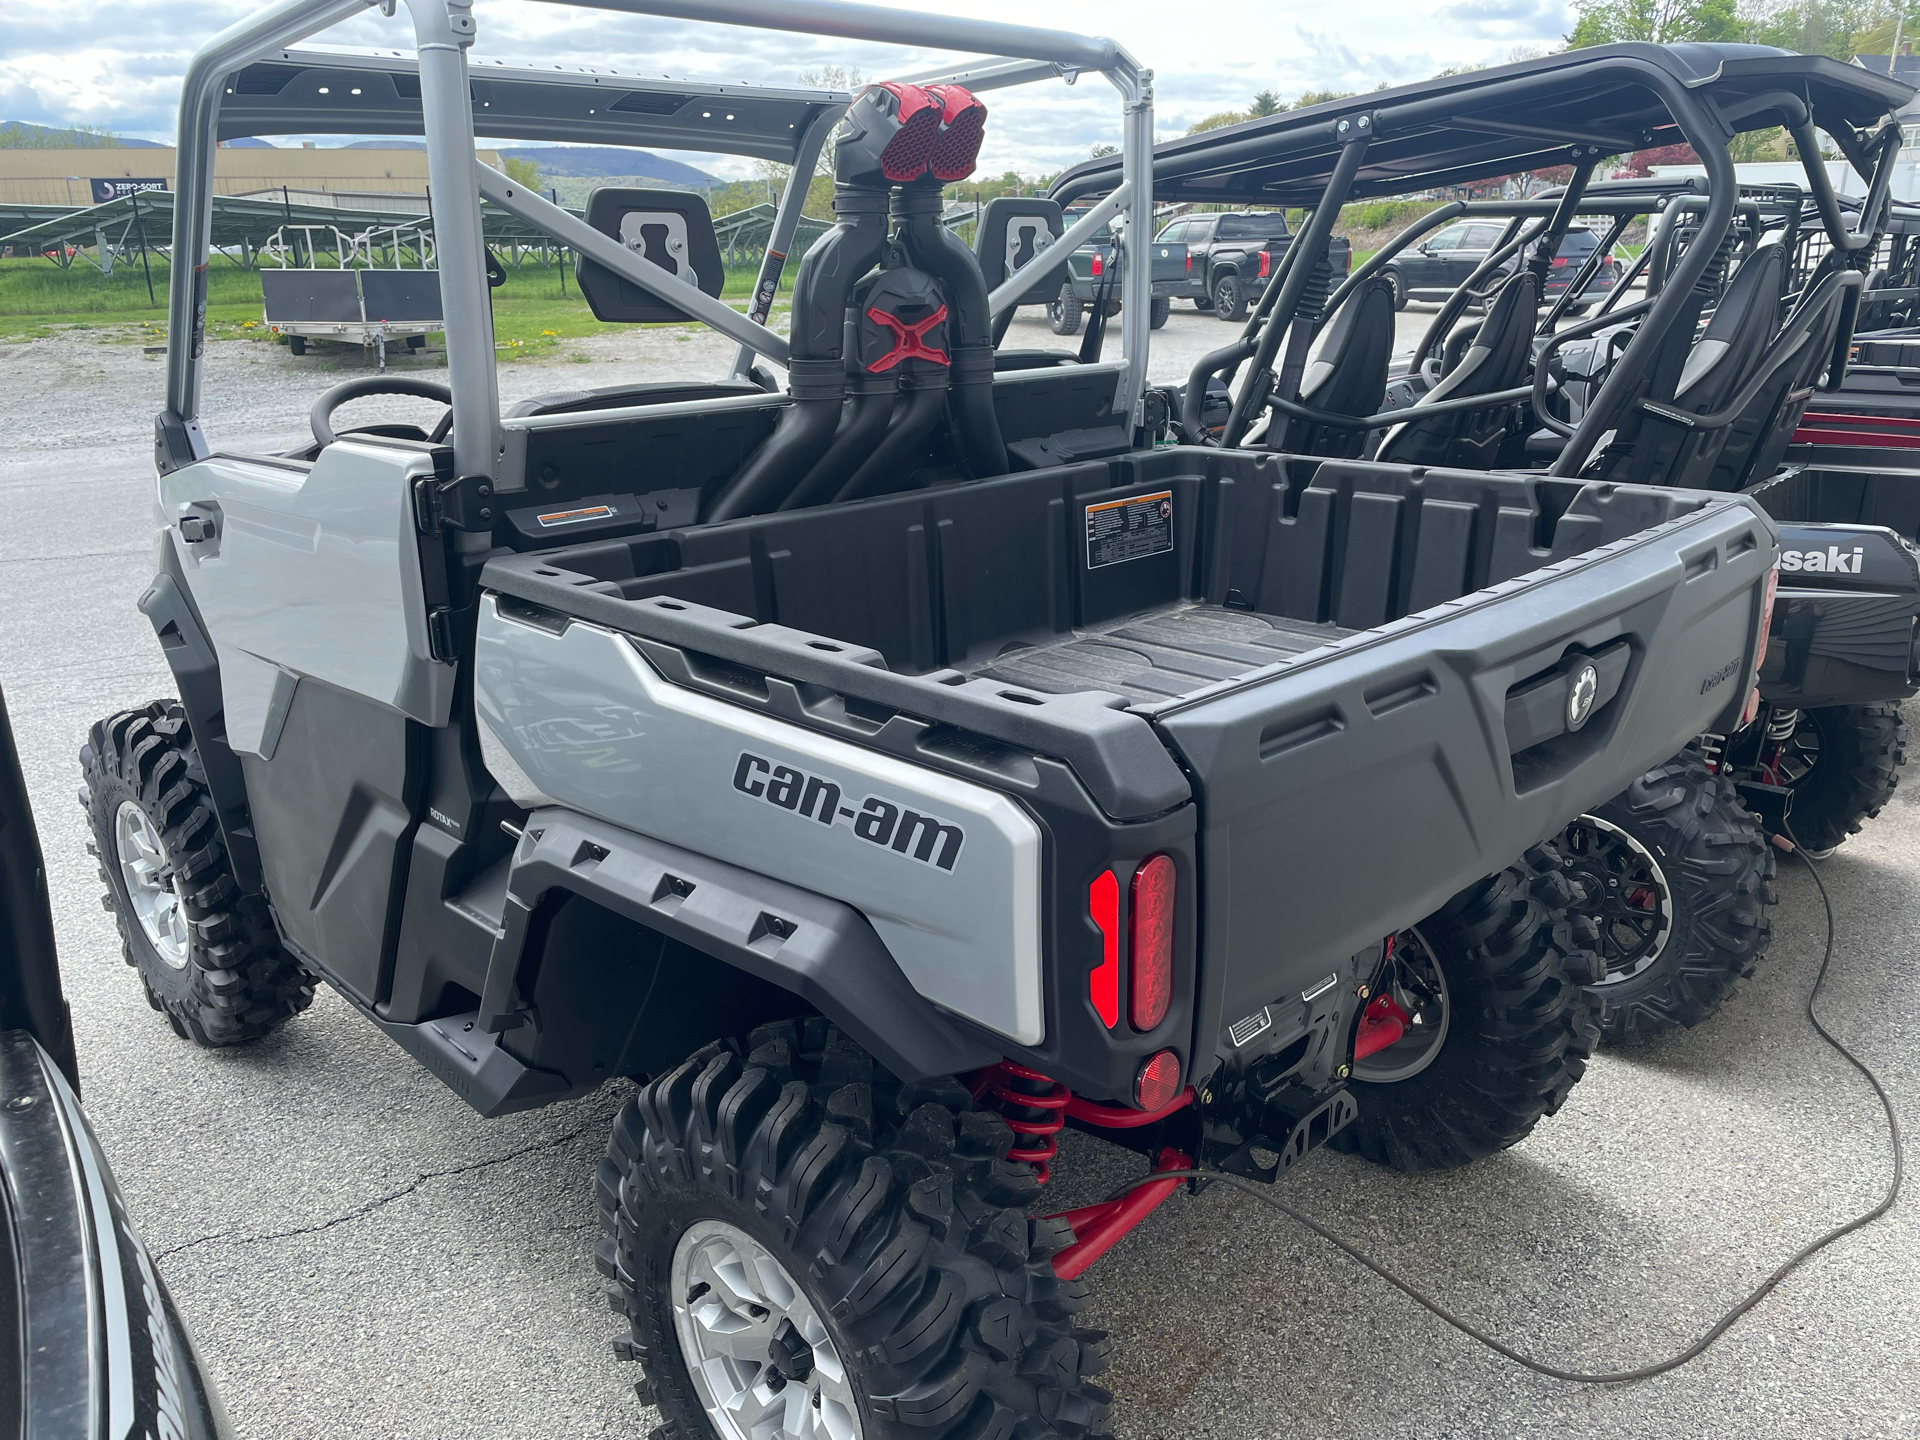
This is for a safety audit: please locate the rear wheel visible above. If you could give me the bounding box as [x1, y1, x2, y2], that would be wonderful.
[1559, 757, 1775, 1047]
[1148, 296, 1170, 329]
[1766, 703, 1908, 855]
[81, 701, 313, 1046]
[599, 1020, 1113, 1440]
[287, 335, 307, 356]
[1048, 283, 1083, 336]
[1211, 273, 1245, 322]
[1335, 854, 1601, 1172]
[1382, 269, 1407, 312]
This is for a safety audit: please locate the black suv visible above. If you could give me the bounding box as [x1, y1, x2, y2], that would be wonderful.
[1379, 219, 1620, 311]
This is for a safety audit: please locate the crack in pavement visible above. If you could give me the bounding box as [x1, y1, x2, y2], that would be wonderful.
[152, 1124, 596, 1262]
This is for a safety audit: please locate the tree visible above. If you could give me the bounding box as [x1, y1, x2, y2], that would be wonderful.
[1294, 87, 1357, 108]
[502, 156, 540, 189]
[798, 66, 867, 177]
[1089, 142, 1118, 158]
[1566, 0, 1741, 46]
[1249, 88, 1284, 117]
[0, 120, 122, 148]
[1187, 110, 1249, 135]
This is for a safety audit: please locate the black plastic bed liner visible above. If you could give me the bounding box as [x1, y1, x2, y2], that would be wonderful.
[968, 603, 1354, 702]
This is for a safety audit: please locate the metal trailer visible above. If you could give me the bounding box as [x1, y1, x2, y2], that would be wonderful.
[260, 220, 444, 366]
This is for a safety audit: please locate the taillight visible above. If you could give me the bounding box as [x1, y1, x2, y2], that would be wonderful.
[1088, 871, 1120, 1029]
[1129, 854, 1175, 1030]
[1258, 250, 1271, 278]
[1185, 252, 1192, 274]
[1741, 563, 1780, 727]
[1090, 252, 1104, 278]
[1550, 255, 1568, 269]
[1136, 1050, 1181, 1110]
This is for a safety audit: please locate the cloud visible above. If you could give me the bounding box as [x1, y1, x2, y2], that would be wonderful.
[0, 0, 1548, 174]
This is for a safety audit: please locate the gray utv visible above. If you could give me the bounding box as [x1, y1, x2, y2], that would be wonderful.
[86, 4, 1779, 1436]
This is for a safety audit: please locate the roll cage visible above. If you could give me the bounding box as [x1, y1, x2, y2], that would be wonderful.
[159, 0, 1160, 488]
[1052, 42, 1911, 478]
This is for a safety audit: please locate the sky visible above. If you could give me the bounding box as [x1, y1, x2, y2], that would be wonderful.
[0, 0, 1576, 179]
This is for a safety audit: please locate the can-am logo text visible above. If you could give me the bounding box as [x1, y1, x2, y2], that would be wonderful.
[732, 752, 965, 872]
[1780, 545, 1865, 575]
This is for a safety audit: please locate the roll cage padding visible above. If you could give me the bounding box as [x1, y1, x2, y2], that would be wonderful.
[1284, 276, 1396, 460]
[1376, 269, 1542, 469]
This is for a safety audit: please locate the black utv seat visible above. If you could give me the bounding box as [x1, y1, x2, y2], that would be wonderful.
[1284, 276, 1396, 459]
[1375, 269, 1541, 469]
[1594, 240, 1788, 489]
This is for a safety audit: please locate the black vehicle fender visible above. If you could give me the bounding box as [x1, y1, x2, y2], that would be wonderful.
[477, 808, 999, 1083]
[135, 547, 263, 892]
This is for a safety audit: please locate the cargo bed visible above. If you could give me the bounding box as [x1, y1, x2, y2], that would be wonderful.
[482, 447, 1778, 1049]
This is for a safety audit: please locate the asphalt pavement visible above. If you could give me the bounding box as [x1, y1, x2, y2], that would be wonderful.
[0, 306, 1913, 1440]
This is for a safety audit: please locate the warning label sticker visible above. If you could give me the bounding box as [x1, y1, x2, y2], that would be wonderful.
[1085, 490, 1174, 569]
[537, 504, 617, 529]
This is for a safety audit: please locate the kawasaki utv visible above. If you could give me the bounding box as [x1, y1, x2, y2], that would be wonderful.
[88, 4, 1779, 1434]
[1064, 45, 1912, 1049]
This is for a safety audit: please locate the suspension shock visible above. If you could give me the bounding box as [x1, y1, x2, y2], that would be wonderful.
[1765, 707, 1802, 743]
[971, 1061, 1070, 1184]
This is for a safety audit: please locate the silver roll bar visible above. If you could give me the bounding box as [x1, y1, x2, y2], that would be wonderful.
[162, 0, 1154, 468]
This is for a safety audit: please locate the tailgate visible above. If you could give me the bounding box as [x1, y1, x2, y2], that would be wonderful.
[1156, 499, 1777, 1032]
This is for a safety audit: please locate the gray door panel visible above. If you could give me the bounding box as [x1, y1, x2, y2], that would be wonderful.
[157, 444, 455, 747]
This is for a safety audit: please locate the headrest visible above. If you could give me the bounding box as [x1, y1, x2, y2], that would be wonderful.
[574, 188, 723, 324]
[834, 83, 987, 188]
[974, 198, 1065, 304]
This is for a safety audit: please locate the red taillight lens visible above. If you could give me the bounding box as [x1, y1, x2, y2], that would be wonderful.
[1258, 250, 1271, 278]
[1741, 563, 1780, 727]
[1185, 252, 1192, 274]
[1550, 255, 1568, 269]
[1136, 1050, 1181, 1110]
[1090, 252, 1104, 277]
[1128, 854, 1174, 1030]
[1088, 870, 1120, 1029]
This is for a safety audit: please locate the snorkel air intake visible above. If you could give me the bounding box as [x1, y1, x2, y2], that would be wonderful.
[705, 82, 998, 519]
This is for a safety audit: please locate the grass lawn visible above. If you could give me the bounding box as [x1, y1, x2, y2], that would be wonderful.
[0, 254, 772, 353]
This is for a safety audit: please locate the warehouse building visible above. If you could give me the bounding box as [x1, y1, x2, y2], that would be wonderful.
[0, 145, 498, 207]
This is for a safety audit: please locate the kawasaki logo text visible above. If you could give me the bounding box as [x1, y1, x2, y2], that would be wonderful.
[1779, 545, 1865, 575]
[732, 752, 965, 872]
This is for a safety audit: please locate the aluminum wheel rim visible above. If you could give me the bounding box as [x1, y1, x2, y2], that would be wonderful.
[670, 1219, 863, 1440]
[1352, 923, 1451, 1084]
[1559, 813, 1673, 984]
[114, 800, 189, 969]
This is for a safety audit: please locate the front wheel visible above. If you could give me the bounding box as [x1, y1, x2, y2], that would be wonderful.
[1766, 703, 1908, 855]
[1148, 296, 1170, 329]
[1558, 756, 1775, 1047]
[82, 702, 313, 1045]
[1334, 854, 1602, 1172]
[1048, 282, 1084, 336]
[1382, 270, 1407, 311]
[599, 1020, 1113, 1440]
[1210, 273, 1245, 322]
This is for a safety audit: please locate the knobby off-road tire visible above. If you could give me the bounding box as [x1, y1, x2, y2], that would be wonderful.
[1565, 756, 1775, 1048]
[598, 1018, 1112, 1440]
[1047, 283, 1083, 337]
[1334, 854, 1603, 1173]
[81, 701, 313, 1046]
[1777, 703, 1908, 856]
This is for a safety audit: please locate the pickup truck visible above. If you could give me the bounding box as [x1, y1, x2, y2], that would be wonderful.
[1155, 209, 1354, 320]
[1048, 210, 1189, 333]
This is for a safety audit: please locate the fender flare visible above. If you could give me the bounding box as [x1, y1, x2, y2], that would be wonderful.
[136, 552, 263, 892]
[477, 808, 999, 1082]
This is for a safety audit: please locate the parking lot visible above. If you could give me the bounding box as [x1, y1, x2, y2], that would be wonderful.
[2, 305, 1915, 1439]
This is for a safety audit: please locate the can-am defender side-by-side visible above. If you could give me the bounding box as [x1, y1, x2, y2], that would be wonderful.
[1057, 50, 1912, 1049]
[90, 8, 1782, 1435]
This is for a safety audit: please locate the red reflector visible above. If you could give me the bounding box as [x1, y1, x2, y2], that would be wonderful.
[1090, 252, 1103, 277]
[1258, 250, 1271, 278]
[1129, 854, 1175, 1031]
[1088, 871, 1120, 1029]
[1136, 1050, 1181, 1111]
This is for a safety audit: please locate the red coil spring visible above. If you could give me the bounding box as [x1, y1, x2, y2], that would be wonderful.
[971, 1060, 1070, 1184]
